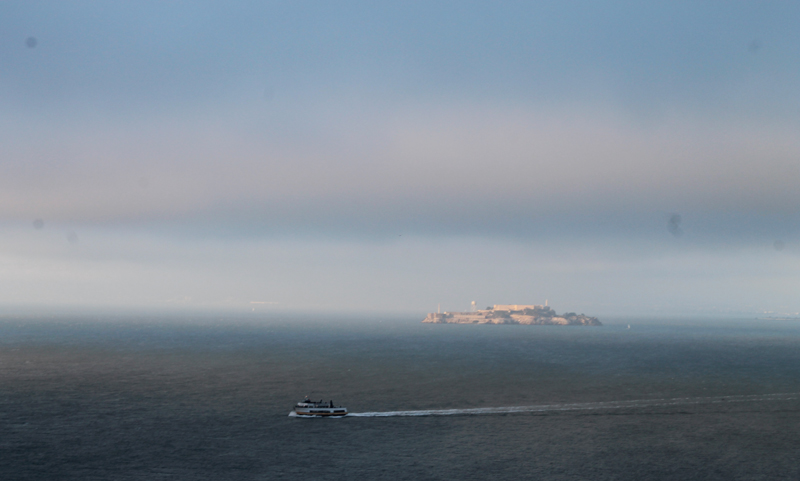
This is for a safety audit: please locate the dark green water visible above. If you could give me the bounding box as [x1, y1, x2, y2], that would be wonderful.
[2, 312, 800, 480]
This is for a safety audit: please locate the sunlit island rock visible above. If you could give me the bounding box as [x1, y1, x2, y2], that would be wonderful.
[423, 304, 601, 326]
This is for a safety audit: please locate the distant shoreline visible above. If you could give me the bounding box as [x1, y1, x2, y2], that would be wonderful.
[424, 304, 601, 326]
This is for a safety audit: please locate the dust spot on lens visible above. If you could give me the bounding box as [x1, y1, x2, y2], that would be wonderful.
[748, 39, 761, 53]
[33, 219, 44, 229]
[66, 231, 78, 244]
[667, 214, 682, 237]
[774, 240, 785, 251]
[26, 37, 37, 48]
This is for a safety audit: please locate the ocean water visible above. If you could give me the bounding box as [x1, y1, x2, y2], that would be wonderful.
[2, 312, 800, 480]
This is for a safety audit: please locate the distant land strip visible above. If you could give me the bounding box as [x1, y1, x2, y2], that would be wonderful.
[424, 304, 600, 326]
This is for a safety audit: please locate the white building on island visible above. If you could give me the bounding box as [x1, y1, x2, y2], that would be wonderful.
[492, 304, 542, 311]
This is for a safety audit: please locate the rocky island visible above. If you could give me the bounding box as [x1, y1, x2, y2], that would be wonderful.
[423, 304, 601, 326]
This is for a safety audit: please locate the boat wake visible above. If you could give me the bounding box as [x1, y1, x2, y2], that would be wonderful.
[346, 393, 799, 417]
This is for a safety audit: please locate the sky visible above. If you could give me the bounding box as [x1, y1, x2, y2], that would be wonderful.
[2, 1, 800, 316]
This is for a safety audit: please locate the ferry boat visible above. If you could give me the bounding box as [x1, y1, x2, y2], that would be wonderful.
[292, 397, 348, 417]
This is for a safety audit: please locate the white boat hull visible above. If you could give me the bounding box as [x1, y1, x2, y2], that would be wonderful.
[292, 408, 348, 417]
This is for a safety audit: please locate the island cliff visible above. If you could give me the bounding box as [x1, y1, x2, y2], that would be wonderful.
[423, 304, 601, 326]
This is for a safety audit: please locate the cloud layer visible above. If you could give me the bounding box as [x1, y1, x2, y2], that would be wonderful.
[2, 1, 800, 312]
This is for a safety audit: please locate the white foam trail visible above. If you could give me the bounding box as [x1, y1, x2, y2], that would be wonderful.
[346, 393, 799, 417]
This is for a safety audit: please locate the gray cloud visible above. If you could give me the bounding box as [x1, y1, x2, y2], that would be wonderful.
[2, 101, 799, 243]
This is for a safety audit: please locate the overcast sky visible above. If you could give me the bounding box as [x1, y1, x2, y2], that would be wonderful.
[2, 1, 800, 316]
